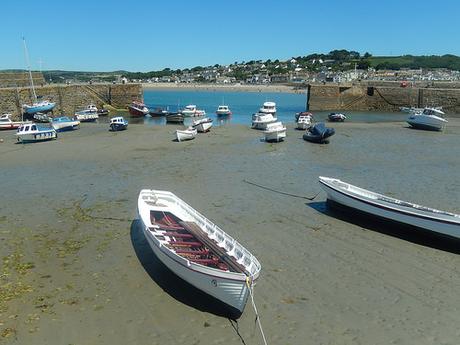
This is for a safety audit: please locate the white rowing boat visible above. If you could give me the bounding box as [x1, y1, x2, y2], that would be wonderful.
[175, 127, 197, 142]
[137, 190, 261, 316]
[319, 176, 460, 239]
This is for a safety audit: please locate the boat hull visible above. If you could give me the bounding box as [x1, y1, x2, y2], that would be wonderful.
[16, 130, 57, 142]
[319, 179, 460, 239]
[166, 113, 185, 124]
[110, 123, 128, 131]
[23, 103, 55, 114]
[407, 116, 447, 131]
[52, 122, 80, 132]
[128, 106, 148, 117]
[264, 130, 286, 142]
[176, 129, 197, 142]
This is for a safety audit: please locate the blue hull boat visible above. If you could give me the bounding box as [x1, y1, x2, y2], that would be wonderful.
[23, 101, 56, 115]
[303, 122, 335, 143]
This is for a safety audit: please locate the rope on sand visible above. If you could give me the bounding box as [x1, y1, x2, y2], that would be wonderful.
[247, 278, 268, 345]
[243, 179, 320, 201]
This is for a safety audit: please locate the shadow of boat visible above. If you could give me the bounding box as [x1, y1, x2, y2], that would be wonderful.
[307, 201, 460, 254]
[129, 219, 243, 319]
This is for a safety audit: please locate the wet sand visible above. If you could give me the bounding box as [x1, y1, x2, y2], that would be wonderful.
[142, 82, 302, 93]
[1, 119, 460, 344]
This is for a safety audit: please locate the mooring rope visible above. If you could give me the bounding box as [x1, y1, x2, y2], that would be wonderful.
[247, 279, 268, 345]
[243, 179, 320, 200]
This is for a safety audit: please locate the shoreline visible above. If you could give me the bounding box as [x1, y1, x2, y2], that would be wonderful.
[142, 82, 304, 94]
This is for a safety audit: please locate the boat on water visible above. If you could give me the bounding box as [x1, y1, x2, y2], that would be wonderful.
[303, 122, 335, 143]
[166, 112, 185, 124]
[318, 176, 460, 239]
[328, 112, 347, 122]
[251, 112, 277, 130]
[406, 107, 448, 131]
[21, 39, 55, 115]
[137, 189, 261, 316]
[149, 107, 169, 117]
[109, 116, 128, 131]
[16, 123, 57, 143]
[181, 105, 206, 117]
[128, 101, 149, 117]
[175, 127, 197, 142]
[259, 101, 276, 115]
[0, 113, 31, 130]
[216, 105, 232, 116]
[51, 116, 80, 132]
[296, 112, 313, 130]
[263, 121, 286, 142]
[74, 104, 99, 122]
[192, 117, 213, 133]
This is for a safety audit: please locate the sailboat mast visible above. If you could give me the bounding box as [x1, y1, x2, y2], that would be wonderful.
[22, 37, 37, 101]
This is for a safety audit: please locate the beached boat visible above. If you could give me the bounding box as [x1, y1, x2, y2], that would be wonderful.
[0, 114, 31, 130]
[166, 112, 185, 124]
[263, 121, 286, 142]
[406, 107, 448, 131]
[181, 105, 206, 117]
[128, 101, 149, 117]
[251, 112, 277, 130]
[74, 104, 99, 122]
[33, 112, 52, 123]
[192, 117, 213, 133]
[303, 122, 335, 143]
[51, 116, 80, 132]
[137, 189, 261, 316]
[296, 112, 313, 130]
[400, 106, 442, 114]
[259, 101, 276, 115]
[216, 105, 232, 116]
[328, 112, 347, 122]
[149, 107, 169, 117]
[175, 127, 197, 142]
[109, 116, 128, 131]
[16, 123, 57, 143]
[319, 176, 460, 239]
[97, 108, 109, 116]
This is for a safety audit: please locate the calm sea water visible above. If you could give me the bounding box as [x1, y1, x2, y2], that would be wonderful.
[138, 89, 408, 126]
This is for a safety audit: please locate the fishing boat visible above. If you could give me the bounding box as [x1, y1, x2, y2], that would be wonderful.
[263, 121, 286, 142]
[303, 122, 335, 143]
[192, 117, 213, 133]
[181, 105, 206, 117]
[216, 105, 232, 116]
[328, 112, 347, 122]
[74, 104, 99, 122]
[175, 127, 197, 142]
[406, 107, 448, 131]
[137, 189, 261, 316]
[0, 114, 31, 130]
[251, 112, 277, 130]
[109, 116, 128, 131]
[318, 176, 460, 239]
[51, 116, 80, 132]
[166, 112, 185, 124]
[16, 123, 57, 143]
[21, 38, 55, 115]
[259, 101, 276, 115]
[149, 107, 169, 117]
[127, 101, 149, 117]
[296, 112, 313, 130]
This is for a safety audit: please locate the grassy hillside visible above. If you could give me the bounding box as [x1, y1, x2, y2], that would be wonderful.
[369, 55, 460, 70]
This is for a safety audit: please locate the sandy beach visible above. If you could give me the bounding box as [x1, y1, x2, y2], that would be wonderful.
[142, 82, 304, 94]
[1, 119, 460, 344]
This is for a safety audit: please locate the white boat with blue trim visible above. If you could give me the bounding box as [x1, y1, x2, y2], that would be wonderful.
[319, 176, 460, 239]
[137, 189, 261, 317]
[406, 107, 448, 131]
[51, 116, 80, 132]
[16, 123, 57, 143]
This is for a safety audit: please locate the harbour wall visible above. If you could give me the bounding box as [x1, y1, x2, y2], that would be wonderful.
[308, 84, 460, 113]
[0, 83, 143, 120]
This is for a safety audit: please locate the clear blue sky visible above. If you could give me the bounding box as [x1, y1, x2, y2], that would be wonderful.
[1, 0, 459, 72]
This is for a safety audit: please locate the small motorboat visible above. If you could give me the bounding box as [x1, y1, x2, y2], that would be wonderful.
[127, 101, 149, 117]
[74, 104, 99, 122]
[175, 126, 197, 142]
[33, 112, 52, 123]
[137, 189, 261, 317]
[216, 105, 232, 116]
[259, 101, 276, 115]
[263, 121, 286, 142]
[328, 112, 347, 122]
[166, 112, 185, 124]
[251, 112, 277, 130]
[318, 176, 460, 239]
[51, 116, 80, 132]
[16, 123, 57, 143]
[181, 105, 206, 117]
[97, 108, 109, 116]
[192, 117, 213, 133]
[149, 107, 169, 117]
[0, 113, 31, 130]
[406, 107, 448, 131]
[109, 116, 128, 131]
[303, 122, 335, 143]
[296, 112, 313, 130]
